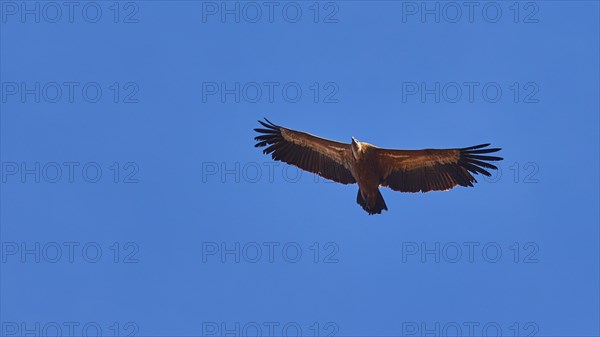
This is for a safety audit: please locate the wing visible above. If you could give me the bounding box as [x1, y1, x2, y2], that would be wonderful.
[254, 118, 356, 184]
[377, 144, 502, 193]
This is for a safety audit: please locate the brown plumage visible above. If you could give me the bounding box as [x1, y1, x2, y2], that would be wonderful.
[254, 118, 503, 215]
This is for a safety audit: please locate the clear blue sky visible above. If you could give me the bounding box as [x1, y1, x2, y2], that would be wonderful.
[1, 1, 598, 336]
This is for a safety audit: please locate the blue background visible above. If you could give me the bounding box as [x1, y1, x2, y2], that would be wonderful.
[1, 1, 599, 336]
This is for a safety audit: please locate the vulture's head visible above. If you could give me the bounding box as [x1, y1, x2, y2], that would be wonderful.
[351, 137, 362, 159]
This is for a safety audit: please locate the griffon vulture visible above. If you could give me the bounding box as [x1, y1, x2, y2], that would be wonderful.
[254, 118, 503, 215]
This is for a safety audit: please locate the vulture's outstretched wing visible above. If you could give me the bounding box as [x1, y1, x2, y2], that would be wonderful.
[254, 119, 356, 184]
[377, 144, 502, 193]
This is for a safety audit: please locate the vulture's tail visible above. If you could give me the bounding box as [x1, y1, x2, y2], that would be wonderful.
[356, 189, 388, 215]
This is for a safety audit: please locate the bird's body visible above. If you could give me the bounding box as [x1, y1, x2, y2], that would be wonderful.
[254, 119, 502, 215]
[348, 140, 389, 213]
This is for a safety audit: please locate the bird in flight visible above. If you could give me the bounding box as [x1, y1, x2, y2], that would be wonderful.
[254, 118, 503, 215]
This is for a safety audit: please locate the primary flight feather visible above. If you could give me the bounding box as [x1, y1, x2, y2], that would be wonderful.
[254, 118, 503, 215]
